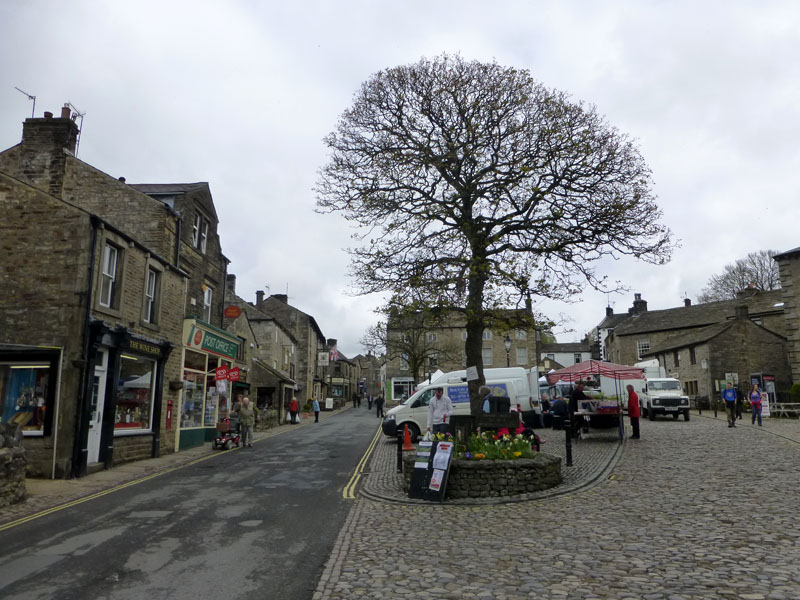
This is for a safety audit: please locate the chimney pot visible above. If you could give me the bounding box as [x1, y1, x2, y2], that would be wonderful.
[606, 306, 613, 317]
[44, 111, 53, 119]
[684, 298, 691, 307]
[118, 176, 126, 183]
[60, 105, 71, 119]
[255, 290, 264, 305]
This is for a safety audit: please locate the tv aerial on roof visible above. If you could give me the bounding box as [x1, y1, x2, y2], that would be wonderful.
[14, 86, 36, 118]
[64, 101, 86, 157]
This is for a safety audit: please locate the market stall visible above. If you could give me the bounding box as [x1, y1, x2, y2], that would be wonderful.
[544, 360, 645, 437]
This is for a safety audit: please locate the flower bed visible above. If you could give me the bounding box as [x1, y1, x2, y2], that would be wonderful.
[403, 451, 562, 499]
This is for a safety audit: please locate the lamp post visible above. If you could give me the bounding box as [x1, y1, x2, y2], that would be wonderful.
[504, 334, 512, 367]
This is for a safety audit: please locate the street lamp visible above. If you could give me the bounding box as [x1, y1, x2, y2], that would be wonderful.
[504, 334, 512, 367]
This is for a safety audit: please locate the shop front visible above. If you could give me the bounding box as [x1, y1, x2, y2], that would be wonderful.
[178, 320, 242, 450]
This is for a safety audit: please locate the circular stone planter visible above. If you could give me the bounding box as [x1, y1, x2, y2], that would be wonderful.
[403, 452, 562, 500]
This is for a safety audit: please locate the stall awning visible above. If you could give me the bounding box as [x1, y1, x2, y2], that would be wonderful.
[545, 359, 645, 384]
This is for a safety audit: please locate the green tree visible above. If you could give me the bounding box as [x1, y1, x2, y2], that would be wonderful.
[317, 55, 673, 415]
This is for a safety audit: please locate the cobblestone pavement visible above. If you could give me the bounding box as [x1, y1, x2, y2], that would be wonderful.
[314, 415, 800, 600]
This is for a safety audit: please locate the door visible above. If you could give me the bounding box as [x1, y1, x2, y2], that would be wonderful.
[88, 348, 108, 464]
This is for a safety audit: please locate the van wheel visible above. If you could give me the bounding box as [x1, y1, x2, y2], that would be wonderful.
[648, 407, 655, 421]
[672, 413, 679, 420]
[684, 410, 690, 422]
[401, 423, 420, 443]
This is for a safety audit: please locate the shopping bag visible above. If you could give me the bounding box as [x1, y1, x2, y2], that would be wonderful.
[285, 412, 291, 423]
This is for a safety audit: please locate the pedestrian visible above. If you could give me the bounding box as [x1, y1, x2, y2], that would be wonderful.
[569, 383, 589, 438]
[541, 394, 552, 428]
[289, 396, 300, 424]
[480, 385, 492, 413]
[749, 384, 763, 426]
[722, 381, 737, 427]
[735, 386, 744, 421]
[426, 386, 454, 436]
[375, 395, 385, 419]
[357, 394, 362, 408]
[367, 395, 373, 410]
[626, 384, 640, 439]
[237, 397, 258, 447]
[312, 397, 321, 423]
[352, 392, 358, 409]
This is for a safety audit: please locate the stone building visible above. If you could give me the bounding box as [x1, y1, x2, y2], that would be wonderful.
[603, 291, 785, 367]
[326, 340, 360, 405]
[539, 339, 595, 367]
[353, 353, 383, 399]
[255, 293, 327, 404]
[384, 308, 540, 403]
[224, 276, 298, 420]
[774, 246, 800, 385]
[640, 306, 791, 404]
[0, 106, 241, 473]
[0, 169, 186, 478]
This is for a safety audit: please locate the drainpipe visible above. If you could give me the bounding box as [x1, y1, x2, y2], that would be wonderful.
[71, 216, 100, 478]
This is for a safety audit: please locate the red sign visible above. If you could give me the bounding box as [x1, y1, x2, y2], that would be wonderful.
[228, 366, 240, 382]
[224, 305, 242, 319]
[215, 366, 228, 381]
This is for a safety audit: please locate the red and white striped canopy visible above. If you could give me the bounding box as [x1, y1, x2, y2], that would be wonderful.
[545, 359, 645, 384]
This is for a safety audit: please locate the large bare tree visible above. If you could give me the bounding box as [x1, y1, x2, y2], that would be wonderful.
[697, 250, 781, 303]
[317, 55, 673, 413]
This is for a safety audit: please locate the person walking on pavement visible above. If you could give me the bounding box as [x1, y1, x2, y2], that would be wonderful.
[368, 395, 373, 410]
[722, 381, 737, 427]
[289, 396, 300, 424]
[480, 385, 492, 414]
[375, 395, 385, 419]
[626, 384, 641, 439]
[236, 397, 258, 447]
[312, 397, 321, 423]
[569, 383, 589, 439]
[735, 385, 744, 421]
[427, 387, 454, 436]
[352, 392, 358, 409]
[749, 384, 763, 426]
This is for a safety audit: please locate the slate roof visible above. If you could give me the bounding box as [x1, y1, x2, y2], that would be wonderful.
[612, 290, 783, 336]
[596, 312, 629, 330]
[774, 246, 800, 260]
[541, 342, 592, 353]
[643, 318, 786, 355]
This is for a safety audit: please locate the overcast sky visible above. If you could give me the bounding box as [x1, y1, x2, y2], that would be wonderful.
[2, 1, 798, 358]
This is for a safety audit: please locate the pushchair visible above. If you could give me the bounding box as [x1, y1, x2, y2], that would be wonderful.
[212, 416, 241, 450]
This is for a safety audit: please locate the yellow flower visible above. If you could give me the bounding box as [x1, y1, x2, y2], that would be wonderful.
[513, 451, 522, 457]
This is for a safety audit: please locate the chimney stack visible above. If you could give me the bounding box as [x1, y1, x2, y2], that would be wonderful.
[273, 294, 288, 304]
[255, 290, 264, 305]
[631, 293, 648, 314]
[735, 305, 749, 320]
[226, 274, 236, 294]
[18, 105, 80, 197]
[60, 105, 71, 119]
[605, 306, 614, 317]
[684, 298, 691, 307]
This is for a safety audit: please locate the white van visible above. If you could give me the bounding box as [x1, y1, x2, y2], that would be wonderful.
[382, 367, 540, 441]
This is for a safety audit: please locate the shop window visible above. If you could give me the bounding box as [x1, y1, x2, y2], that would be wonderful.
[516, 347, 528, 365]
[0, 363, 50, 435]
[114, 355, 156, 432]
[143, 267, 160, 324]
[100, 243, 120, 308]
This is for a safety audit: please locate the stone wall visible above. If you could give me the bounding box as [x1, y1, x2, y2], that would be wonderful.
[776, 252, 800, 384]
[0, 423, 27, 507]
[404, 452, 562, 499]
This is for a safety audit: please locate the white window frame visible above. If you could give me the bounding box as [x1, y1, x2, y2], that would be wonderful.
[516, 347, 528, 365]
[100, 243, 118, 308]
[400, 357, 409, 371]
[516, 330, 527, 340]
[461, 331, 468, 341]
[574, 353, 582, 364]
[192, 214, 201, 247]
[144, 267, 158, 323]
[200, 220, 208, 254]
[637, 339, 650, 359]
[427, 332, 437, 342]
[482, 330, 493, 341]
[202, 285, 213, 321]
[482, 347, 493, 366]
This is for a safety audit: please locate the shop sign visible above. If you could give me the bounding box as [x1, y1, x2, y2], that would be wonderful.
[124, 338, 163, 359]
[186, 326, 239, 359]
[228, 366, 241, 381]
[224, 305, 242, 319]
[215, 365, 228, 381]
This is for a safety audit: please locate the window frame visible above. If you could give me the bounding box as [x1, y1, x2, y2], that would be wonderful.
[143, 266, 161, 325]
[99, 243, 119, 308]
[636, 339, 651, 359]
[192, 213, 201, 247]
[516, 347, 528, 365]
[482, 347, 493, 366]
[200, 219, 208, 254]
[202, 285, 213, 322]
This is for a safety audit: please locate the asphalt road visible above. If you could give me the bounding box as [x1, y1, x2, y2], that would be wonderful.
[0, 406, 380, 600]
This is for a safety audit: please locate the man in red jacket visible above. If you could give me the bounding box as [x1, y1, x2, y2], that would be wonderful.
[626, 384, 641, 439]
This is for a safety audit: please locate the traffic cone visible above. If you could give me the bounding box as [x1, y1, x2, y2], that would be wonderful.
[402, 424, 414, 451]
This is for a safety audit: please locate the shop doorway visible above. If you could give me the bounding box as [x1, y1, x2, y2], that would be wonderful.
[88, 348, 108, 464]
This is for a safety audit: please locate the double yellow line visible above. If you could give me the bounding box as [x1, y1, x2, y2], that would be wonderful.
[342, 426, 382, 499]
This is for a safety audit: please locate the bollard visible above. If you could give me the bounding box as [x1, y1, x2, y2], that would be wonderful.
[397, 431, 403, 473]
[565, 418, 573, 467]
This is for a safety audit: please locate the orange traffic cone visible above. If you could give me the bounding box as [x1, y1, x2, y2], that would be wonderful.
[402, 424, 415, 451]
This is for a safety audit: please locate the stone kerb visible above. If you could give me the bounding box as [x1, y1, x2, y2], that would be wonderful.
[0, 423, 27, 508]
[403, 452, 562, 500]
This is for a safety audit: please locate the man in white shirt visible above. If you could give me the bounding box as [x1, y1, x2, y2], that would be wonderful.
[427, 387, 454, 435]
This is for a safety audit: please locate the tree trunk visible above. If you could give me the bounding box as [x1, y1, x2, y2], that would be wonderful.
[464, 256, 488, 417]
